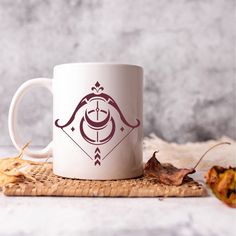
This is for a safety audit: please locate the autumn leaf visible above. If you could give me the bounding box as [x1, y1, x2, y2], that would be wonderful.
[0, 143, 38, 188]
[144, 151, 195, 186]
[205, 166, 236, 208]
[144, 142, 231, 186]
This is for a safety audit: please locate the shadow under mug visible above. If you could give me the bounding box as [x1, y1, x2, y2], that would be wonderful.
[8, 63, 143, 180]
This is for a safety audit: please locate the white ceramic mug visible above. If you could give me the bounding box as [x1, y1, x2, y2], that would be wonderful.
[8, 63, 143, 180]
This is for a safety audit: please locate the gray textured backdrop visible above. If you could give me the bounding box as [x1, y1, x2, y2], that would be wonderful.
[0, 0, 235, 146]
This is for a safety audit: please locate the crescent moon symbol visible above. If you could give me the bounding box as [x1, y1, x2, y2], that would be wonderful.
[85, 109, 110, 128]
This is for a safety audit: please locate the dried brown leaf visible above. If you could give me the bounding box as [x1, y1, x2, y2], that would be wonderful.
[144, 142, 231, 186]
[144, 151, 195, 186]
[0, 170, 23, 187]
[0, 143, 39, 188]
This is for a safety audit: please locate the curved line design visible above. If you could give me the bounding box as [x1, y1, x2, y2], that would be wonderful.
[79, 117, 96, 143]
[54, 93, 94, 128]
[54, 93, 140, 129]
[85, 109, 110, 128]
[99, 117, 115, 143]
[80, 116, 115, 145]
[55, 82, 140, 163]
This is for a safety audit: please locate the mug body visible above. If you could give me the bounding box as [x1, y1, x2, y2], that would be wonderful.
[53, 63, 143, 180]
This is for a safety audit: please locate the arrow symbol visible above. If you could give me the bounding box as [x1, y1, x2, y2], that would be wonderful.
[94, 147, 101, 166]
[95, 153, 100, 159]
[94, 160, 101, 166]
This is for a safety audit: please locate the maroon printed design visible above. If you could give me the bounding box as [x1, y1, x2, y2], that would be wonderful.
[55, 82, 140, 166]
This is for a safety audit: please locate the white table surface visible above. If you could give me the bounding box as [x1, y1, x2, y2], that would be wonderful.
[0, 146, 235, 236]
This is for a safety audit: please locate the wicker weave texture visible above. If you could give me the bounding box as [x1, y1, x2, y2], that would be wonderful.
[3, 163, 207, 197]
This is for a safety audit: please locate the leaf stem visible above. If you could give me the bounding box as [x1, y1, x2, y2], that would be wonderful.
[193, 142, 231, 169]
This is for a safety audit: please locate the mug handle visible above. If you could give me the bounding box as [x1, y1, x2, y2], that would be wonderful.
[8, 78, 53, 158]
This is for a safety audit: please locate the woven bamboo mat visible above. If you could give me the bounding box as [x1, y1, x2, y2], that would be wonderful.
[3, 163, 207, 197]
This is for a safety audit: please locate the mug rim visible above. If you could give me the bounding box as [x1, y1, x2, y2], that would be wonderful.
[54, 62, 143, 70]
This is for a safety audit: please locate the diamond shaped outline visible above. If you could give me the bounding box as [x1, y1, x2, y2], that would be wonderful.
[60, 126, 136, 161]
